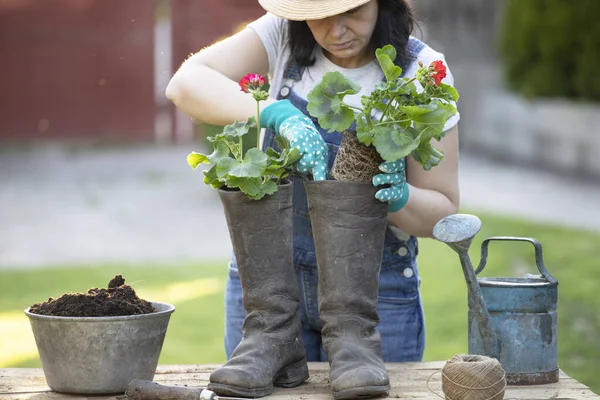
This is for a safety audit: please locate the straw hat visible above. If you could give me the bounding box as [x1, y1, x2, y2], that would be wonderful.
[258, 0, 373, 21]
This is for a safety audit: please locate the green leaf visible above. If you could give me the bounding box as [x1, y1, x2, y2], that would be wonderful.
[374, 101, 388, 114]
[388, 80, 412, 96]
[356, 114, 373, 146]
[221, 120, 250, 138]
[222, 176, 246, 190]
[224, 149, 267, 179]
[187, 141, 230, 169]
[375, 45, 402, 82]
[372, 125, 422, 162]
[439, 83, 460, 102]
[228, 142, 242, 160]
[216, 151, 266, 179]
[275, 135, 291, 151]
[411, 143, 445, 171]
[318, 71, 361, 97]
[264, 147, 301, 175]
[395, 116, 412, 130]
[318, 97, 356, 133]
[264, 164, 285, 176]
[247, 116, 257, 128]
[283, 148, 302, 167]
[233, 177, 262, 198]
[412, 102, 450, 135]
[202, 165, 221, 188]
[441, 101, 458, 119]
[411, 146, 430, 167]
[374, 81, 389, 92]
[187, 152, 209, 169]
[399, 105, 436, 118]
[430, 144, 445, 160]
[215, 157, 237, 178]
[244, 148, 269, 169]
[307, 71, 360, 133]
[265, 147, 280, 159]
[261, 180, 278, 196]
[235, 177, 276, 201]
[413, 102, 457, 142]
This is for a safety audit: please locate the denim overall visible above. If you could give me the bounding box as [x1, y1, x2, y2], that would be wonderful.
[224, 38, 426, 362]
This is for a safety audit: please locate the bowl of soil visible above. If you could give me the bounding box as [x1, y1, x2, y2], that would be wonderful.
[24, 275, 175, 395]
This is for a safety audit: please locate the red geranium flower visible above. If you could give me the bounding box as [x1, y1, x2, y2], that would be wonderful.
[239, 73, 266, 93]
[430, 60, 447, 86]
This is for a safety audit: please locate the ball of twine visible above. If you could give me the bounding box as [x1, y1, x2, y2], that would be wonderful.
[441, 354, 506, 400]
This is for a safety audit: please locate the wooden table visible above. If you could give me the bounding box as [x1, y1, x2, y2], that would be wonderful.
[1, 362, 599, 399]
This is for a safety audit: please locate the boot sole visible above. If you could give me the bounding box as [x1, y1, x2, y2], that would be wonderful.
[207, 382, 273, 399]
[207, 359, 309, 398]
[333, 384, 390, 400]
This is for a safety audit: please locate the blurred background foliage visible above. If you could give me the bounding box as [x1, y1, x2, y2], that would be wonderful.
[499, 0, 600, 101]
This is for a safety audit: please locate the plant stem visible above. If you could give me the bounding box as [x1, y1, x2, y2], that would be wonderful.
[345, 104, 364, 112]
[379, 95, 397, 123]
[374, 118, 411, 127]
[256, 101, 261, 149]
[379, 77, 418, 123]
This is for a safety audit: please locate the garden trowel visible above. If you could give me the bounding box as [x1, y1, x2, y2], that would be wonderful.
[123, 379, 249, 400]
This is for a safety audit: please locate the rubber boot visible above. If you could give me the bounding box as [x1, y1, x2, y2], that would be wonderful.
[208, 181, 309, 398]
[304, 180, 390, 400]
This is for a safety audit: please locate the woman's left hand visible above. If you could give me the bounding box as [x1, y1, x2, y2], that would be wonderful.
[372, 159, 410, 212]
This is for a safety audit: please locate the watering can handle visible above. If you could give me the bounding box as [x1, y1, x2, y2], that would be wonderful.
[475, 236, 558, 284]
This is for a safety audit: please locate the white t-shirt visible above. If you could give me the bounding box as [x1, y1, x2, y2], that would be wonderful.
[248, 12, 460, 132]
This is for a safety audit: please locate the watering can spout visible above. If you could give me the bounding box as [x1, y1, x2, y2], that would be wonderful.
[432, 213, 481, 254]
[433, 214, 502, 360]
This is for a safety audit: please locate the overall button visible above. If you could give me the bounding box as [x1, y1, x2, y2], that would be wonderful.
[403, 267, 414, 278]
[396, 246, 408, 256]
[279, 86, 291, 98]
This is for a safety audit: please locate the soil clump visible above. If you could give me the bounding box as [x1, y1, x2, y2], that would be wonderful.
[28, 275, 155, 317]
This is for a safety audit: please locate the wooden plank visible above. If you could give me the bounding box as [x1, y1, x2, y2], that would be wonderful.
[1, 363, 599, 400]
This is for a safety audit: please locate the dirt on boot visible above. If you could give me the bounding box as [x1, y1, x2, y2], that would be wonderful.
[28, 275, 156, 317]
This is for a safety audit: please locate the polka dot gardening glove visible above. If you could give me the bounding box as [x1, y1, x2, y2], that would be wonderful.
[372, 159, 410, 213]
[278, 116, 328, 181]
[260, 100, 328, 181]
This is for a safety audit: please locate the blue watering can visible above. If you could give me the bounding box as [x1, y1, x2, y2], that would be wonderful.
[432, 214, 559, 385]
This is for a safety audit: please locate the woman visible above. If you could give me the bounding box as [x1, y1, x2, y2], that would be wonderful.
[166, 0, 460, 398]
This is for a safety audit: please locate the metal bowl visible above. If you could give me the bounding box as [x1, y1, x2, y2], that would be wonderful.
[24, 301, 175, 394]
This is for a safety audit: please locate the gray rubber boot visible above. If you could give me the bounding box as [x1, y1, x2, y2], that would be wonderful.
[304, 180, 391, 400]
[208, 181, 309, 398]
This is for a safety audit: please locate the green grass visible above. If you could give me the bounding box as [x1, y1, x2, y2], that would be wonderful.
[1, 211, 599, 393]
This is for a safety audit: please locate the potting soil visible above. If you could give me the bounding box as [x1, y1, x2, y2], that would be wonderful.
[28, 275, 156, 317]
[331, 130, 383, 182]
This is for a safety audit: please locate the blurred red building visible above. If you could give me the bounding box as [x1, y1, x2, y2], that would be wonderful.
[0, 0, 264, 145]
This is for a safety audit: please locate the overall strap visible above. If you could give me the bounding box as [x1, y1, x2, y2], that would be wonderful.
[282, 57, 305, 81]
[278, 56, 306, 99]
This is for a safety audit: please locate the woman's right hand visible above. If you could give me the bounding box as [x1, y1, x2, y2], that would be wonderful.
[261, 100, 329, 181]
